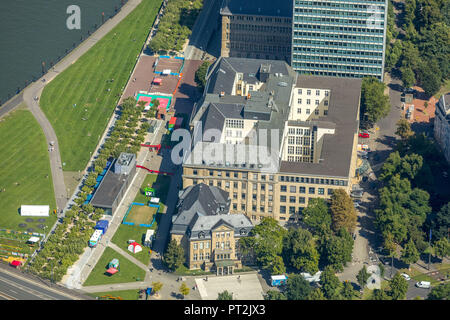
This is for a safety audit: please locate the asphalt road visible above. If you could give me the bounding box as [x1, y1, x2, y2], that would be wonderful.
[184, 0, 221, 60]
[0, 265, 88, 300]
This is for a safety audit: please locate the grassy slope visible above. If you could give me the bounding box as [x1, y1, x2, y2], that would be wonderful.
[40, 0, 162, 172]
[0, 109, 56, 231]
[82, 246, 146, 286]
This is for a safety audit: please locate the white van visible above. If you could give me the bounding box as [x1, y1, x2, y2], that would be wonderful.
[415, 281, 431, 289]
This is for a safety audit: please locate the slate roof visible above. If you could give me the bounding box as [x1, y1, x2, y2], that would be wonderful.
[171, 183, 230, 235]
[170, 183, 253, 239]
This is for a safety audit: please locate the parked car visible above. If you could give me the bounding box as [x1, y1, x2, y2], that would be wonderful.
[404, 87, 415, 94]
[359, 132, 370, 138]
[351, 191, 363, 198]
[400, 273, 411, 281]
[379, 256, 391, 265]
[415, 281, 431, 289]
[406, 111, 411, 119]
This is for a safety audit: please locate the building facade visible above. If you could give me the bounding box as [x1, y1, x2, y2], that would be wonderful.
[291, 0, 388, 80]
[170, 183, 253, 273]
[182, 57, 361, 224]
[434, 93, 450, 164]
[220, 0, 292, 63]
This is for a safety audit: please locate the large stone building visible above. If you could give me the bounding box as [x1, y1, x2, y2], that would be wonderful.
[291, 0, 388, 80]
[182, 57, 361, 224]
[170, 183, 253, 273]
[220, 0, 387, 81]
[220, 0, 292, 63]
[434, 93, 450, 164]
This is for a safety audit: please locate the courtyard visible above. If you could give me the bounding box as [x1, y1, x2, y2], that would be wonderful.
[194, 274, 264, 300]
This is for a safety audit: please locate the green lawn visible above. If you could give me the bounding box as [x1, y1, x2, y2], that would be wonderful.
[434, 79, 450, 99]
[83, 247, 146, 286]
[40, 0, 163, 172]
[88, 289, 142, 300]
[111, 224, 152, 265]
[0, 109, 57, 232]
[134, 173, 171, 205]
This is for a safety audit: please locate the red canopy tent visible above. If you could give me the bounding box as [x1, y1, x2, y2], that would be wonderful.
[153, 78, 162, 85]
[10, 260, 22, 268]
[106, 267, 118, 275]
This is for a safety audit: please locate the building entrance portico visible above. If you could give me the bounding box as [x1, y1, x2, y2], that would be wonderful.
[215, 261, 234, 276]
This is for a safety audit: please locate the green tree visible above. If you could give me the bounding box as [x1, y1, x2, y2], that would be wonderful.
[330, 189, 357, 234]
[163, 239, 185, 271]
[401, 239, 420, 267]
[264, 290, 287, 300]
[430, 202, 450, 242]
[376, 175, 431, 245]
[360, 77, 390, 128]
[401, 66, 416, 88]
[320, 266, 342, 300]
[395, 119, 414, 141]
[320, 229, 353, 272]
[194, 61, 211, 92]
[152, 281, 163, 297]
[434, 237, 450, 262]
[307, 288, 326, 300]
[371, 288, 392, 300]
[342, 280, 358, 300]
[302, 198, 332, 235]
[269, 255, 286, 275]
[282, 228, 320, 274]
[388, 273, 409, 300]
[179, 282, 190, 298]
[417, 59, 443, 96]
[285, 274, 312, 300]
[427, 282, 450, 300]
[357, 265, 371, 290]
[246, 217, 287, 272]
[217, 290, 233, 300]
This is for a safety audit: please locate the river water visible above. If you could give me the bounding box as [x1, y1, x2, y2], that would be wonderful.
[0, 0, 127, 105]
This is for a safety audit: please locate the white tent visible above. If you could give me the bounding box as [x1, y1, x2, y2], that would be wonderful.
[27, 236, 40, 243]
[20, 205, 49, 217]
[127, 242, 143, 254]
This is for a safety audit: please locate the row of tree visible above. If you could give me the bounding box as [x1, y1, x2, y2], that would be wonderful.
[385, 0, 449, 96]
[148, 0, 203, 53]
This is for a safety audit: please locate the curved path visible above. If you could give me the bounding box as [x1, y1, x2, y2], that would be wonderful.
[18, 0, 143, 216]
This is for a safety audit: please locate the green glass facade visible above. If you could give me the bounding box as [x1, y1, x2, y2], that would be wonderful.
[291, 0, 387, 80]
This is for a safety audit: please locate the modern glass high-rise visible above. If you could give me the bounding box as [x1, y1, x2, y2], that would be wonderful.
[291, 0, 387, 80]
